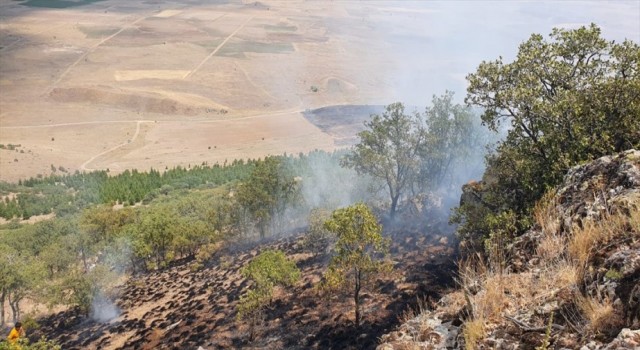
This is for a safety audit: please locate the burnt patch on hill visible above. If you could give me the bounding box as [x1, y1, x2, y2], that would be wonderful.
[303, 105, 384, 146]
[33, 224, 457, 350]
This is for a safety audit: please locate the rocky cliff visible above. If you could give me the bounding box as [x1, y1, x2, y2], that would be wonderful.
[378, 150, 640, 349]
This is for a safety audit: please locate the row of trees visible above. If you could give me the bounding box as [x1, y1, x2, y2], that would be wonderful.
[0, 160, 256, 220]
[0, 189, 232, 326]
[0, 149, 361, 324]
[0, 150, 367, 221]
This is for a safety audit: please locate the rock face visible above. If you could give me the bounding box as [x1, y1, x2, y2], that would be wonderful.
[603, 328, 640, 349]
[378, 150, 640, 349]
[511, 149, 640, 266]
[554, 149, 640, 234]
[377, 314, 460, 350]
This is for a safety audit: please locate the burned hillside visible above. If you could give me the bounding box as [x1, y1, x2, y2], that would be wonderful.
[33, 222, 457, 350]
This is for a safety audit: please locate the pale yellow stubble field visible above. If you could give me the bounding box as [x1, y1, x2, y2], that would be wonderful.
[0, 0, 401, 182]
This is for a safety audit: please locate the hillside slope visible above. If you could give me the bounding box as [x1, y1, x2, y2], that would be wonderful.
[379, 150, 640, 349]
[32, 224, 457, 349]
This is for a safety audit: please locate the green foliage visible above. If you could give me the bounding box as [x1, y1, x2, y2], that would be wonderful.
[302, 208, 334, 257]
[458, 24, 640, 243]
[52, 264, 117, 315]
[482, 210, 524, 270]
[0, 159, 256, 220]
[321, 203, 390, 327]
[343, 95, 484, 219]
[419, 92, 486, 192]
[0, 337, 61, 350]
[0, 150, 366, 325]
[536, 311, 554, 350]
[237, 249, 300, 339]
[0, 228, 49, 323]
[604, 268, 623, 281]
[343, 103, 425, 219]
[236, 157, 301, 238]
[241, 249, 300, 296]
[138, 206, 175, 268]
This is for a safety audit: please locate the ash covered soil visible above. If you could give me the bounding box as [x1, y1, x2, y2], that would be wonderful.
[303, 105, 385, 146]
[32, 222, 457, 350]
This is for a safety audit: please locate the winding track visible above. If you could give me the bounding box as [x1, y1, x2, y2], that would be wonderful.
[79, 120, 146, 171]
[0, 108, 307, 172]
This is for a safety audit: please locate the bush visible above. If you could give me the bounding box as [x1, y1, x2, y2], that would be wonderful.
[237, 249, 300, 340]
[302, 208, 333, 257]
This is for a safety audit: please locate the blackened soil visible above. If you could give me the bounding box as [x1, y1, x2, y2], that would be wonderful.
[33, 225, 457, 350]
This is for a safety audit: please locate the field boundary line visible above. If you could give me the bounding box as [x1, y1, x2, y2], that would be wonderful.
[184, 15, 254, 80]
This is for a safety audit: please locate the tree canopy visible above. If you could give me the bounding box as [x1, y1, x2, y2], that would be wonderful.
[344, 94, 482, 220]
[236, 157, 301, 238]
[321, 203, 390, 327]
[458, 23, 640, 241]
[343, 103, 425, 220]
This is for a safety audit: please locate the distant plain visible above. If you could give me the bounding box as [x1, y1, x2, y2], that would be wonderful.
[1, 0, 638, 182]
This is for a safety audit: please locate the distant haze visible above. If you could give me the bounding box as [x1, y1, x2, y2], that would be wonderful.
[0, 0, 638, 181]
[338, 0, 640, 106]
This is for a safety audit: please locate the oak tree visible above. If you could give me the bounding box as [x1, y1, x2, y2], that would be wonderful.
[343, 103, 425, 220]
[321, 203, 390, 327]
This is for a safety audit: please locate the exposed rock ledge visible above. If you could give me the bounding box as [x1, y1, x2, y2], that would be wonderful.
[378, 150, 640, 350]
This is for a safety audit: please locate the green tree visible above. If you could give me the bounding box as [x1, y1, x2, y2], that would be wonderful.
[321, 203, 390, 327]
[0, 244, 13, 326]
[171, 218, 214, 258]
[2, 254, 45, 323]
[139, 207, 175, 268]
[236, 157, 300, 238]
[40, 239, 75, 278]
[459, 24, 640, 241]
[237, 249, 300, 340]
[343, 103, 425, 219]
[302, 208, 334, 257]
[81, 205, 136, 243]
[418, 91, 480, 193]
[54, 264, 116, 315]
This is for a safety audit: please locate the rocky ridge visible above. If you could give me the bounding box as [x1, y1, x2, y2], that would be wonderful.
[378, 150, 640, 349]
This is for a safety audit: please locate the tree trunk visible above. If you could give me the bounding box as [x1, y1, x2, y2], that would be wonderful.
[390, 194, 400, 220]
[1, 289, 6, 327]
[81, 247, 88, 272]
[354, 269, 361, 328]
[8, 293, 19, 323]
[259, 221, 266, 239]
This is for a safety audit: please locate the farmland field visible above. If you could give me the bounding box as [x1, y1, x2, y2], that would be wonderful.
[1, 0, 638, 182]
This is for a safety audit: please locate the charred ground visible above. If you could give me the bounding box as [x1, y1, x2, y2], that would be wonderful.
[32, 220, 457, 350]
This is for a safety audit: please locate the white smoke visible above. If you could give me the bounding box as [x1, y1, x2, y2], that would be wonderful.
[90, 291, 120, 323]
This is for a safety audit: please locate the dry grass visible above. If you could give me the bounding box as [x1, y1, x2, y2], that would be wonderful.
[479, 274, 508, 321]
[537, 231, 566, 263]
[437, 289, 466, 318]
[576, 294, 616, 333]
[398, 295, 431, 324]
[463, 317, 486, 350]
[630, 202, 640, 231]
[547, 260, 579, 291]
[569, 210, 630, 270]
[453, 196, 638, 347]
[534, 189, 560, 234]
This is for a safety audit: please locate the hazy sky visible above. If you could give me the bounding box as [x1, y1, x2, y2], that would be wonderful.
[365, 0, 640, 105]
